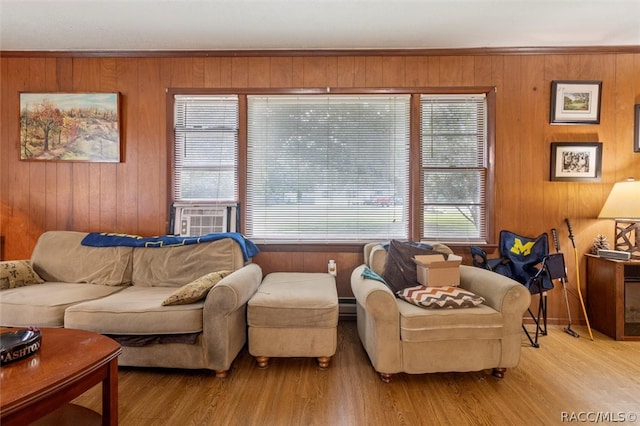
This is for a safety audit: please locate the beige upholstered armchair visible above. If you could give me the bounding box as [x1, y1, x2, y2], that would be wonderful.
[350, 242, 531, 382]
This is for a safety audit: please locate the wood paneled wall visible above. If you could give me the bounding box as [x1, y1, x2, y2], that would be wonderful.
[2, 52, 640, 324]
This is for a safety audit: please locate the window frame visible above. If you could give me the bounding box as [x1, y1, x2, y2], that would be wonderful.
[172, 94, 240, 203]
[167, 87, 495, 247]
[418, 93, 492, 244]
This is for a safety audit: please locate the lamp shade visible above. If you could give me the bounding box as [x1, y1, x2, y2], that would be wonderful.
[598, 179, 640, 220]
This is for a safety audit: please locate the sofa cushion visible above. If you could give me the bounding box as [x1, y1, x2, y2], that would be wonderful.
[132, 238, 243, 287]
[0, 260, 44, 289]
[31, 231, 133, 286]
[397, 285, 485, 309]
[0, 283, 125, 328]
[64, 287, 204, 335]
[397, 299, 503, 342]
[162, 270, 231, 306]
[382, 240, 444, 293]
[248, 273, 338, 328]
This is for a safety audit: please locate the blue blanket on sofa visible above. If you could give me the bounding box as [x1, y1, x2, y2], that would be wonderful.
[81, 232, 259, 261]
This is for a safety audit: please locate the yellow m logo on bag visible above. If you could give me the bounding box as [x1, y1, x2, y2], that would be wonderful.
[510, 238, 535, 256]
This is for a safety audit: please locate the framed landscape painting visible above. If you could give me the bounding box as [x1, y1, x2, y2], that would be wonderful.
[550, 81, 602, 124]
[20, 93, 121, 162]
[550, 142, 602, 182]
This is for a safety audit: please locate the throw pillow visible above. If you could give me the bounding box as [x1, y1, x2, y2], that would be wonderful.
[382, 239, 444, 293]
[162, 270, 231, 306]
[0, 260, 44, 290]
[397, 285, 485, 309]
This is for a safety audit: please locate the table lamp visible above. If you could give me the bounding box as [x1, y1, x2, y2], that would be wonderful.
[598, 178, 640, 259]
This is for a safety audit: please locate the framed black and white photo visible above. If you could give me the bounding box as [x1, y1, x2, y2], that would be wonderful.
[634, 104, 640, 152]
[550, 142, 602, 182]
[550, 81, 602, 124]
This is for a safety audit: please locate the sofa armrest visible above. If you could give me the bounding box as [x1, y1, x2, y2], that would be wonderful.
[205, 263, 263, 313]
[459, 265, 531, 333]
[201, 262, 263, 372]
[350, 265, 398, 321]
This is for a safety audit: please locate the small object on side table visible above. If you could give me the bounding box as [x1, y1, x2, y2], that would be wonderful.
[0, 327, 42, 365]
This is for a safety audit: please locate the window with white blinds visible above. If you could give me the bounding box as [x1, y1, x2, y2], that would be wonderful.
[246, 95, 410, 243]
[420, 94, 488, 242]
[173, 95, 238, 202]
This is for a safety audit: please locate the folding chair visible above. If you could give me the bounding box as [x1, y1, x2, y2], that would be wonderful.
[471, 230, 555, 348]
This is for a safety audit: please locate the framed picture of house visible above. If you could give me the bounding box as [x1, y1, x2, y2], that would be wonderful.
[634, 104, 640, 153]
[550, 81, 602, 124]
[19, 92, 121, 162]
[550, 142, 602, 182]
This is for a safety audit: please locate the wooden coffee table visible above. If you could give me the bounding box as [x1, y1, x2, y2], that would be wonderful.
[0, 327, 121, 426]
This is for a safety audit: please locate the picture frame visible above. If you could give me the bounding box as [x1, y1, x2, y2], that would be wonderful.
[550, 142, 602, 182]
[635, 104, 640, 153]
[550, 80, 602, 124]
[20, 92, 121, 162]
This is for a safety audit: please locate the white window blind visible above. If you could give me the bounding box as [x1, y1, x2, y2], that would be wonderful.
[420, 94, 487, 242]
[173, 95, 238, 202]
[246, 95, 410, 243]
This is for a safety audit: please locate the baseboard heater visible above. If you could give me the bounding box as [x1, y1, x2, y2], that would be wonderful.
[339, 297, 357, 318]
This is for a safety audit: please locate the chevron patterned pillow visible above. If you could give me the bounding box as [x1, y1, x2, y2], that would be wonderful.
[396, 285, 484, 309]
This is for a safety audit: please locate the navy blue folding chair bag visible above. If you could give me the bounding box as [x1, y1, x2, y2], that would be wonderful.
[498, 230, 554, 294]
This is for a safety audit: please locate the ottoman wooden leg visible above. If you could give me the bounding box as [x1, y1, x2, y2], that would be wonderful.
[255, 356, 270, 369]
[492, 367, 506, 379]
[317, 356, 331, 369]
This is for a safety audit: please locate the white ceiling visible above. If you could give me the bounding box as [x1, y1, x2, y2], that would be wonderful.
[1, 0, 639, 52]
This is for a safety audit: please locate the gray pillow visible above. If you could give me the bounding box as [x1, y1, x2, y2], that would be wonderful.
[381, 239, 443, 293]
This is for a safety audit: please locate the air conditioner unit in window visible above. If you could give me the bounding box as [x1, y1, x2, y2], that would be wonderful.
[173, 203, 238, 236]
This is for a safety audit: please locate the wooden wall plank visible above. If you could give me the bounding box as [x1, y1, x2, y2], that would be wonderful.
[138, 58, 164, 235]
[439, 56, 474, 86]
[325, 57, 338, 88]
[231, 57, 249, 88]
[116, 58, 139, 232]
[44, 58, 59, 232]
[192, 57, 205, 87]
[381, 56, 405, 86]
[335, 57, 355, 87]
[99, 58, 118, 232]
[203, 57, 222, 88]
[302, 57, 327, 87]
[519, 55, 546, 235]
[27, 58, 48, 243]
[6, 58, 32, 258]
[405, 56, 430, 87]
[353, 57, 367, 87]
[495, 55, 521, 234]
[364, 56, 383, 87]
[247, 57, 270, 87]
[270, 57, 293, 87]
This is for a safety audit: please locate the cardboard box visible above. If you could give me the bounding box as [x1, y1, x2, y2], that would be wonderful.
[414, 254, 462, 287]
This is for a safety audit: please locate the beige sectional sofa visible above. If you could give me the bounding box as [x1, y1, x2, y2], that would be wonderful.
[0, 231, 263, 377]
[351, 242, 531, 382]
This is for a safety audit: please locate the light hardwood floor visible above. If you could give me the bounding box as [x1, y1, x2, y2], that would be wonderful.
[73, 320, 640, 426]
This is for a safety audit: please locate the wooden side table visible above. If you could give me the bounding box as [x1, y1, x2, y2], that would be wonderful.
[586, 254, 640, 341]
[0, 328, 121, 426]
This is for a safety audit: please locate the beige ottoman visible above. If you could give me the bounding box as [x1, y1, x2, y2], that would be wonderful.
[248, 272, 339, 369]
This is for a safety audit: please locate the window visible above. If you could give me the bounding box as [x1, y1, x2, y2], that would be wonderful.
[170, 90, 492, 244]
[246, 95, 410, 243]
[173, 95, 238, 202]
[420, 94, 488, 242]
